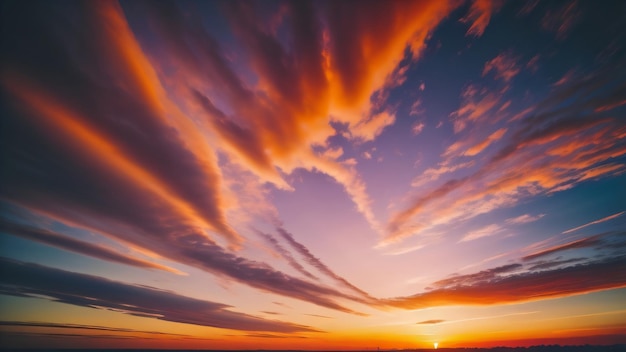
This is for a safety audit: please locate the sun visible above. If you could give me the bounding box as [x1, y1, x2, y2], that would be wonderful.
[434, 342, 439, 349]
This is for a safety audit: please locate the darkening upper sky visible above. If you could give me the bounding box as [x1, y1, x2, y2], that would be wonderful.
[1, 0, 625, 349]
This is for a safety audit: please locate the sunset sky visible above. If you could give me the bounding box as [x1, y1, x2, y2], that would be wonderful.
[1, 0, 625, 349]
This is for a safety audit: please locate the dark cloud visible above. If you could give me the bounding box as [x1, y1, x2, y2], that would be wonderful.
[0, 257, 317, 333]
[385, 256, 626, 309]
[0, 321, 190, 337]
[523, 235, 604, 261]
[240, 333, 308, 339]
[1, 0, 240, 247]
[256, 230, 319, 281]
[0, 219, 182, 274]
[527, 257, 588, 271]
[431, 264, 523, 289]
[275, 226, 374, 301]
[541, 1, 580, 40]
[180, 243, 363, 314]
[0, 0, 373, 314]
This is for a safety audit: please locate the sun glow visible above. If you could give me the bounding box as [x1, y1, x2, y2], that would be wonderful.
[434, 342, 439, 349]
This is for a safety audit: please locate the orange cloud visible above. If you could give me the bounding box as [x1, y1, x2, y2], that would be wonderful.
[385, 60, 626, 244]
[450, 85, 502, 133]
[135, 0, 461, 233]
[461, 0, 502, 37]
[483, 51, 521, 82]
[3, 74, 239, 247]
[464, 128, 507, 156]
[385, 256, 626, 309]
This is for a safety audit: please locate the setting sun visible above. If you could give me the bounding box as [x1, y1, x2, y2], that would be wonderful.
[1, 0, 625, 350]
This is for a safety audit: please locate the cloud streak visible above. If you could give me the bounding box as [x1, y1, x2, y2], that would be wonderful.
[522, 235, 605, 261]
[0, 219, 184, 275]
[562, 211, 625, 234]
[385, 256, 626, 309]
[0, 257, 317, 333]
[385, 57, 626, 244]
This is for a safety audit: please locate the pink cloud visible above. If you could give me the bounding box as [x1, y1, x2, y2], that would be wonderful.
[461, 0, 502, 37]
[483, 51, 521, 82]
[562, 211, 625, 234]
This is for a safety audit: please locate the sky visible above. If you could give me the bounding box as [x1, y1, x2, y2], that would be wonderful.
[0, 0, 625, 349]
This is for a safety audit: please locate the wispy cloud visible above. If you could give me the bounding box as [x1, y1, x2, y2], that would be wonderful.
[275, 226, 374, 302]
[416, 319, 445, 325]
[133, 0, 462, 233]
[385, 256, 626, 309]
[483, 51, 521, 83]
[562, 211, 625, 234]
[0, 0, 393, 314]
[506, 213, 545, 225]
[0, 321, 191, 338]
[464, 128, 508, 156]
[0, 257, 318, 333]
[541, 1, 581, 40]
[522, 234, 605, 261]
[449, 85, 501, 133]
[458, 224, 504, 243]
[527, 257, 587, 271]
[256, 230, 318, 281]
[461, 0, 502, 37]
[0, 220, 184, 275]
[385, 58, 626, 245]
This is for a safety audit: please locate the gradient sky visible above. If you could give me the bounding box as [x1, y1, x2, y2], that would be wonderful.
[1, 0, 625, 349]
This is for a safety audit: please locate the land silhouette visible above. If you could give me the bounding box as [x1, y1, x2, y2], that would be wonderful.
[4, 346, 626, 352]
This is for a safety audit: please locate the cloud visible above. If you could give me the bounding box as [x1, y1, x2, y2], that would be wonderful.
[458, 224, 504, 243]
[505, 213, 545, 225]
[0, 219, 184, 275]
[541, 1, 580, 40]
[430, 263, 523, 289]
[0, 321, 191, 338]
[129, 0, 461, 232]
[562, 211, 625, 234]
[275, 226, 374, 303]
[0, 0, 384, 313]
[522, 235, 605, 261]
[384, 244, 426, 256]
[409, 99, 424, 117]
[2, 0, 241, 248]
[527, 257, 587, 271]
[0, 257, 318, 333]
[416, 319, 445, 325]
[483, 51, 521, 83]
[305, 314, 333, 319]
[461, 0, 502, 37]
[385, 256, 626, 309]
[384, 57, 626, 244]
[449, 85, 502, 133]
[463, 128, 507, 156]
[239, 333, 308, 339]
[350, 111, 396, 142]
[412, 121, 426, 135]
[256, 230, 319, 281]
[526, 54, 541, 73]
[517, 0, 540, 16]
[411, 160, 475, 188]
